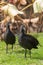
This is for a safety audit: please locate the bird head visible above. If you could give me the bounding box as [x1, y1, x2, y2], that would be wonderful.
[20, 25, 26, 34]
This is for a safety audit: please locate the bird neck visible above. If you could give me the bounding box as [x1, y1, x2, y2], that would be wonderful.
[6, 25, 10, 31]
[21, 31, 25, 35]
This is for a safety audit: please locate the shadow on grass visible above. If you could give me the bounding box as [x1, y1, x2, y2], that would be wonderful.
[31, 56, 43, 60]
[15, 49, 25, 54]
[14, 50, 43, 60]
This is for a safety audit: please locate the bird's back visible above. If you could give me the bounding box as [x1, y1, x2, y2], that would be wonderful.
[19, 33, 39, 50]
[26, 34, 39, 48]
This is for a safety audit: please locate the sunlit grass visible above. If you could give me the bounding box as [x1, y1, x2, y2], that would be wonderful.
[0, 33, 43, 65]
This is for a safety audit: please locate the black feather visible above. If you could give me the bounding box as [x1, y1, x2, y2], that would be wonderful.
[19, 25, 39, 58]
[4, 22, 16, 53]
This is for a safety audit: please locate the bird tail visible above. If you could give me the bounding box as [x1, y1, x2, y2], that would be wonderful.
[39, 43, 43, 47]
[34, 46, 38, 49]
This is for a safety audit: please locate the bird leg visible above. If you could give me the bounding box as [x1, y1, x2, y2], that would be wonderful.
[6, 44, 8, 53]
[25, 49, 27, 58]
[29, 50, 31, 58]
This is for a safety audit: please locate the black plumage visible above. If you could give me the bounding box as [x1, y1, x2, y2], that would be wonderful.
[4, 22, 16, 53]
[19, 25, 39, 58]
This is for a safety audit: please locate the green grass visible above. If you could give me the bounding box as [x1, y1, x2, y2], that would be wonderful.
[0, 33, 43, 65]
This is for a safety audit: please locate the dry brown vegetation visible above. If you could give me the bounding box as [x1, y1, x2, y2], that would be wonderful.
[0, 0, 43, 40]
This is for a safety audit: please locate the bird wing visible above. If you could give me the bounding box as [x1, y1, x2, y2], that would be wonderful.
[24, 34, 39, 46]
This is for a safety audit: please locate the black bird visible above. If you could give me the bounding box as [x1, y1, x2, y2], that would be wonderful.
[19, 25, 39, 58]
[4, 22, 16, 53]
